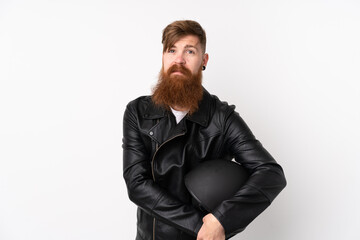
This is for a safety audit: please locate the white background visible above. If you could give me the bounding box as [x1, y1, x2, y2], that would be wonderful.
[1, 0, 359, 239]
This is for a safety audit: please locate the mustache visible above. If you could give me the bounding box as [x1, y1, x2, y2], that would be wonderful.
[166, 64, 192, 76]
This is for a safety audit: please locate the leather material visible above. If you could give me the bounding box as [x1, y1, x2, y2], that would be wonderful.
[185, 159, 249, 212]
[123, 88, 286, 239]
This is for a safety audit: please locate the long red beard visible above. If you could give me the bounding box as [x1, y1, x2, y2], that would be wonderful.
[152, 64, 203, 114]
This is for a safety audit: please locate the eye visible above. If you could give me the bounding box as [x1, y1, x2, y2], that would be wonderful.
[187, 50, 195, 54]
[168, 49, 175, 53]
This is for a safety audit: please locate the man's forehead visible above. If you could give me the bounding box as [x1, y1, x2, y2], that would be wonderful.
[172, 35, 201, 48]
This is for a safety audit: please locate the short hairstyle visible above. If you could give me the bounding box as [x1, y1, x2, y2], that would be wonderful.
[162, 20, 207, 53]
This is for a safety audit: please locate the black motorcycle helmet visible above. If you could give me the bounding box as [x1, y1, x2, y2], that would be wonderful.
[185, 159, 249, 212]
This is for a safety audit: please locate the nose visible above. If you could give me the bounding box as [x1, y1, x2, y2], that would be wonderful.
[174, 52, 186, 64]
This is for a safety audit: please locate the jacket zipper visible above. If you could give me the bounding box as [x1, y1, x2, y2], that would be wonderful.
[153, 218, 156, 240]
[151, 130, 186, 240]
[152, 141, 158, 240]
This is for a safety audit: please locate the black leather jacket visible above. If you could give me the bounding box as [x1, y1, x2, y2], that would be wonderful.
[123, 89, 286, 240]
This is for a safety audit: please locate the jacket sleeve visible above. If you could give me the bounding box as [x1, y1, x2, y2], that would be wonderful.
[212, 108, 287, 238]
[122, 103, 204, 236]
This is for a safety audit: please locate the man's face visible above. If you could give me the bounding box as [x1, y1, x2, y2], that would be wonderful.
[152, 35, 209, 113]
[162, 35, 208, 76]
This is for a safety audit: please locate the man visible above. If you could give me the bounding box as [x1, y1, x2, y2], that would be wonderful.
[123, 20, 286, 240]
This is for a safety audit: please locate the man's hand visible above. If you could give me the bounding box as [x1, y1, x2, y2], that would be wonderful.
[197, 213, 225, 240]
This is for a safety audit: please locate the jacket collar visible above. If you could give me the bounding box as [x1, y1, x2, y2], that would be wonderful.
[186, 88, 211, 127]
[143, 101, 166, 119]
[143, 87, 212, 127]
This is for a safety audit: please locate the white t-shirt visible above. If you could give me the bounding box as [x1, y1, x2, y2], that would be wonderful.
[170, 107, 189, 124]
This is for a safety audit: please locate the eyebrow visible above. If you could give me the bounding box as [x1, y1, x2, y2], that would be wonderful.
[171, 44, 198, 49]
[184, 45, 198, 50]
[169, 44, 200, 51]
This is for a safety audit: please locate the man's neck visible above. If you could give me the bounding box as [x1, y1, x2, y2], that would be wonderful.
[171, 105, 189, 112]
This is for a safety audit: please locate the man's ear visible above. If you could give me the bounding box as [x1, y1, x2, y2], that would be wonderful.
[203, 53, 209, 67]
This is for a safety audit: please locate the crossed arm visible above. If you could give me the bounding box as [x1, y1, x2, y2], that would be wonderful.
[123, 103, 286, 239]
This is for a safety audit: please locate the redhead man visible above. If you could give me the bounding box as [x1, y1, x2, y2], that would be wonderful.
[123, 20, 286, 240]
